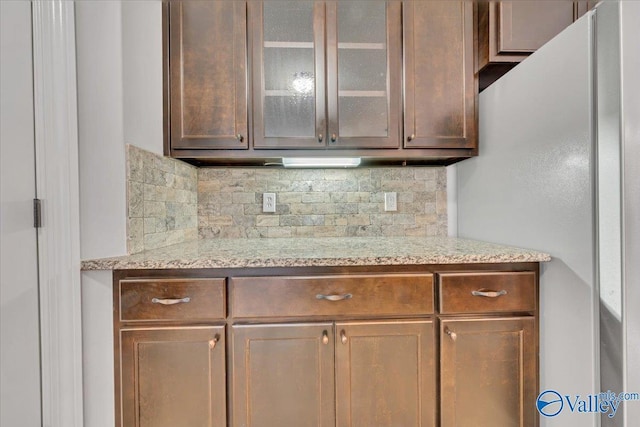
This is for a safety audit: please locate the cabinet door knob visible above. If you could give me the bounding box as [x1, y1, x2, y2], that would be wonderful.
[322, 330, 329, 345]
[340, 330, 348, 344]
[318, 134, 324, 143]
[316, 293, 352, 301]
[330, 133, 337, 143]
[471, 289, 508, 298]
[151, 297, 191, 305]
[445, 328, 457, 342]
[209, 336, 219, 350]
[236, 134, 244, 142]
[407, 134, 416, 142]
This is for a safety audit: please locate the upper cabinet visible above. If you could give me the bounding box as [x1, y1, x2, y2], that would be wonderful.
[251, 1, 401, 149]
[167, 1, 248, 150]
[164, 1, 477, 164]
[477, 1, 593, 90]
[403, 1, 476, 150]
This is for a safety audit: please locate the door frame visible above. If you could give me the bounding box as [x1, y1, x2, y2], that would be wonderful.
[32, 1, 84, 425]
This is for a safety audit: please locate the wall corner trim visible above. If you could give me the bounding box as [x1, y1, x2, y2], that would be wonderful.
[32, 1, 84, 425]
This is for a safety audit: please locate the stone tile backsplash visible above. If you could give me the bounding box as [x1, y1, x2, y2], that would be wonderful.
[126, 145, 448, 249]
[126, 145, 198, 254]
[198, 167, 447, 239]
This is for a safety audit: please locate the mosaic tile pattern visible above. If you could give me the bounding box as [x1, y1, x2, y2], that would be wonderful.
[126, 145, 198, 253]
[198, 167, 448, 239]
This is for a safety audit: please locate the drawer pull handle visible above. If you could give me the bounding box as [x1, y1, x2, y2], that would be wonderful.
[471, 289, 507, 298]
[340, 330, 348, 345]
[445, 328, 457, 342]
[316, 293, 352, 302]
[322, 330, 329, 345]
[151, 297, 191, 305]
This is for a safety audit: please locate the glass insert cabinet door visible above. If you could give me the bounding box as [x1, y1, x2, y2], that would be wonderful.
[250, 1, 401, 149]
[251, 1, 326, 148]
[327, 1, 401, 148]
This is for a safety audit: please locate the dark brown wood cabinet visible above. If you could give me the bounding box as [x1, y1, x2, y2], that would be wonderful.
[477, 1, 593, 90]
[120, 326, 226, 427]
[250, 1, 402, 150]
[231, 320, 436, 427]
[165, 1, 478, 165]
[113, 263, 539, 427]
[403, 1, 476, 151]
[167, 1, 248, 150]
[335, 321, 436, 427]
[440, 318, 537, 427]
[232, 323, 336, 427]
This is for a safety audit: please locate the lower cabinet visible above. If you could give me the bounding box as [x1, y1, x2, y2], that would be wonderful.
[231, 320, 435, 427]
[440, 317, 536, 427]
[119, 326, 226, 427]
[114, 266, 539, 427]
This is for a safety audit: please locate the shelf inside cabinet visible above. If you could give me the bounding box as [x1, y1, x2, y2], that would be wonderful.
[337, 42, 385, 50]
[264, 41, 314, 49]
[338, 90, 386, 98]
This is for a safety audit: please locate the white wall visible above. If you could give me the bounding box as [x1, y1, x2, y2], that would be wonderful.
[76, 2, 163, 425]
[456, 14, 597, 427]
[0, 2, 42, 426]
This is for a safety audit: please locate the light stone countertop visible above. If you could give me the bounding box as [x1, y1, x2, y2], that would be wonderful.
[81, 237, 551, 270]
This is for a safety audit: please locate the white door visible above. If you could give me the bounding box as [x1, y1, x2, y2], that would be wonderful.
[1, 1, 43, 425]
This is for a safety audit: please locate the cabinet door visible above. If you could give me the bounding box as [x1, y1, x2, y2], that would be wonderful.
[335, 320, 436, 427]
[403, 2, 476, 150]
[232, 323, 335, 427]
[169, 1, 248, 149]
[496, 1, 576, 55]
[440, 317, 537, 427]
[120, 326, 226, 427]
[251, 1, 327, 149]
[326, 1, 401, 148]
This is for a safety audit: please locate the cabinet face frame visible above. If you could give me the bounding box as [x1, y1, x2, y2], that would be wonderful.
[168, 1, 249, 150]
[403, 1, 477, 150]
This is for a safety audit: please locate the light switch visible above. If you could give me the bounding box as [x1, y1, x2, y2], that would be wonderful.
[384, 192, 397, 212]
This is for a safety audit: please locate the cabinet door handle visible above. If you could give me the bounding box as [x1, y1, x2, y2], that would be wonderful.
[316, 293, 352, 301]
[471, 289, 508, 298]
[209, 336, 219, 350]
[407, 133, 416, 142]
[340, 330, 348, 344]
[330, 133, 337, 143]
[322, 330, 329, 345]
[445, 327, 457, 342]
[236, 134, 244, 142]
[318, 133, 324, 143]
[151, 297, 191, 305]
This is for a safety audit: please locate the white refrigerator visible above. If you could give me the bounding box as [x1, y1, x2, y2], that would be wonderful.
[455, 2, 639, 427]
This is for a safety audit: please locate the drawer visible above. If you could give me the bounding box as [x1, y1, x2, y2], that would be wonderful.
[230, 274, 434, 318]
[438, 272, 536, 314]
[119, 278, 226, 322]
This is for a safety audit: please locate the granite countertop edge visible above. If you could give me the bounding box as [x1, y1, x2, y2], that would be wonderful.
[81, 237, 551, 271]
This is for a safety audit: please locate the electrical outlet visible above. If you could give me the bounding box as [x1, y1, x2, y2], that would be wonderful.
[384, 192, 397, 212]
[263, 193, 276, 213]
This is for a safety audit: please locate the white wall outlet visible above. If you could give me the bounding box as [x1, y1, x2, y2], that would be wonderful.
[263, 193, 276, 213]
[384, 192, 397, 212]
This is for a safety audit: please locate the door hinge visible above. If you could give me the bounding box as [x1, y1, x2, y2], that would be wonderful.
[33, 198, 42, 228]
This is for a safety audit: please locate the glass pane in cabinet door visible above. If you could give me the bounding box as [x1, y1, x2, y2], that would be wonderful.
[263, 1, 316, 138]
[337, 1, 388, 137]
